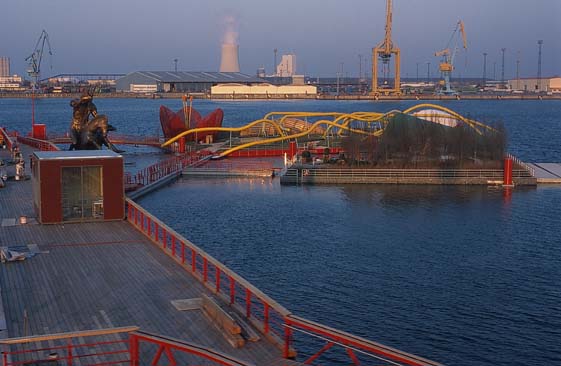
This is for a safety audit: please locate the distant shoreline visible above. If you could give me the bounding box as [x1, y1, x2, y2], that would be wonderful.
[1, 92, 560, 101]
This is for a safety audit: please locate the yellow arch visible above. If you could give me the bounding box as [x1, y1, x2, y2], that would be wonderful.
[160, 104, 499, 156]
[161, 118, 286, 147]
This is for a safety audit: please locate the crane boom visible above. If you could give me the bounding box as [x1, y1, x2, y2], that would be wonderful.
[26, 30, 53, 91]
[435, 20, 467, 95]
[372, 0, 401, 96]
[383, 0, 393, 54]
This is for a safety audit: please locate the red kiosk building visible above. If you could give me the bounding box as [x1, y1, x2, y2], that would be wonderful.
[31, 150, 124, 224]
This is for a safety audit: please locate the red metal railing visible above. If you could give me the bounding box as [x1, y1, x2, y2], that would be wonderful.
[125, 153, 206, 187]
[47, 133, 163, 147]
[126, 198, 291, 349]
[0, 327, 253, 366]
[16, 135, 60, 151]
[0, 127, 15, 151]
[125, 200, 444, 366]
[130, 330, 253, 366]
[284, 315, 444, 366]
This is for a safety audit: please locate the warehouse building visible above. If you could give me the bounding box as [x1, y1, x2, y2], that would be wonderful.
[508, 76, 561, 93]
[115, 71, 265, 93]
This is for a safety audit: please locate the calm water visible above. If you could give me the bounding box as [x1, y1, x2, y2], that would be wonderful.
[2, 98, 561, 365]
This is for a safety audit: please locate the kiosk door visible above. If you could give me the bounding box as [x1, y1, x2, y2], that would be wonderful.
[61, 166, 103, 221]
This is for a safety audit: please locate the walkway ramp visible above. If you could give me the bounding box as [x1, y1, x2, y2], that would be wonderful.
[527, 163, 561, 183]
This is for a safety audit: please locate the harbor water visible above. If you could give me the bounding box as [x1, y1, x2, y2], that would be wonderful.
[1, 98, 560, 366]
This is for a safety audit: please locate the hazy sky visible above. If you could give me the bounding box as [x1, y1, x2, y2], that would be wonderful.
[1, 0, 559, 78]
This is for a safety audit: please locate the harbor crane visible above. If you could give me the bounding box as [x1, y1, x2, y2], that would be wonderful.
[435, 20, 467, 95]
[25, 29, 53, 91]
[371, 0, 401, 96]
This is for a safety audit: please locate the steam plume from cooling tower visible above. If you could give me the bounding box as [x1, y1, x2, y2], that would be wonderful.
[219, 15, 240, 72]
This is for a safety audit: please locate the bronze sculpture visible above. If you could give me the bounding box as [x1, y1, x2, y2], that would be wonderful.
[69, 91, 123, 152]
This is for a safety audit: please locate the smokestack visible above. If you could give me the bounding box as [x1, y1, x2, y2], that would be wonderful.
[219, 15, 240, 73]
[220, 44, 240, 72]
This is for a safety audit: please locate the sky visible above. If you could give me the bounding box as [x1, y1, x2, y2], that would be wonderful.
[1, 0, 559, 79]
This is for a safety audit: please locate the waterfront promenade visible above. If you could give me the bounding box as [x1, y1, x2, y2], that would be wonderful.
[0, 147, 293, 366]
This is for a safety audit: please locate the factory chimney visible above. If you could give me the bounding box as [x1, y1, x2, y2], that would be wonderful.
[219, 15, 240, 72]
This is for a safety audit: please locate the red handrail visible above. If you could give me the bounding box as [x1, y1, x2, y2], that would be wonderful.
[0, 327, 255, 366]
[126, 153, 204, 187]
[16, 135, 60, 151]
[125, 198, 290, 348]
[0, 127, 15, 151]
[125, 200, 443, 366]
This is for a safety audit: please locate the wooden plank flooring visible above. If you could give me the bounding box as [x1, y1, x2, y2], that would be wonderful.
[0, 146, 293, 366]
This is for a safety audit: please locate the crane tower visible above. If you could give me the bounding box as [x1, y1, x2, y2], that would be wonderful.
[371, 0, 401, 96]
[435, 21, 467, 95]
[25, 30, 53, 91]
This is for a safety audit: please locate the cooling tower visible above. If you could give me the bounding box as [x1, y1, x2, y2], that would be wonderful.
[219, 44, 240, 73]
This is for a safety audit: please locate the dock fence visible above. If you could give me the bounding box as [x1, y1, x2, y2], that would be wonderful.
[126, 198, 291, 349]
[283, 167, 532, 184]
[0, 128, 16, 152]
[16, 136, 60, 151]
[0, 327, 254, 366]
[125, 199, 445, 366]
[125, 153, 204, 187]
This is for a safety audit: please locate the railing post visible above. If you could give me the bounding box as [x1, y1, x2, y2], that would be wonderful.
[133, 206, 138, 226]
[181, 242, 185, 264]
[147, 217, 151, 237]
[215, 267, 221, 293]
[154, 223, 159, 243]
[2, 351, 8, 366]
[171, 236, 176, 256]
[245, 289, 252, 318]
[162, 230, 167, 249]
[129, 333, 139, 366]
[229, 276, 235, 305]
[203, 258, 208, 283]
[283, 321, 292, 359]
[264, 302, 270, 334]
[191, 249, 196, 273]
[140, 211, 144, 231]
[67, 340, 73, 366]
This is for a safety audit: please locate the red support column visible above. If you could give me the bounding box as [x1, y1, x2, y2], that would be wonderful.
[504, 157, 513, 186]
[245, 289, 252, 318]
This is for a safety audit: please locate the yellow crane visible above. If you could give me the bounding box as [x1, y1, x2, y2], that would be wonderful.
[435, 20, 467, 95]
[372, 0, 401, 96]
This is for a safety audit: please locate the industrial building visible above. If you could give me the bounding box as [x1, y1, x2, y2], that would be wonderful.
[276, 54, 296, 77]
[210, 83, 316, 97]
[508, 77, 561, 93]
[115, 71, 265, 93]
[0, 57, 9, 77]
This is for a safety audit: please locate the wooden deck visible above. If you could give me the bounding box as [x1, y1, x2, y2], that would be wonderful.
[0, 147, 294, 366]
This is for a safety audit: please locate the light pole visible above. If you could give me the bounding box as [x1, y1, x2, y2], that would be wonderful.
[416, 62, 419, 81]
[173, 58, 178, 72]
[426, 62, 431, 83]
